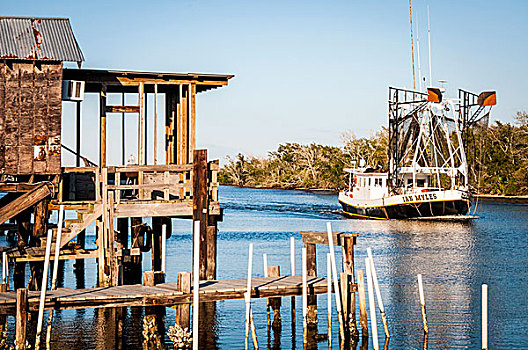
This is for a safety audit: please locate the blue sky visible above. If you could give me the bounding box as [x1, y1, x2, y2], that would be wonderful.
[4, 0, 527, 164]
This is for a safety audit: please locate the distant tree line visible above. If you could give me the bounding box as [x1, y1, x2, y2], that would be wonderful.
[218, 112, 528, 195]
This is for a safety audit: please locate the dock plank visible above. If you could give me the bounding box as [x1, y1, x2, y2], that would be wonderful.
[0, 276, 353, 315]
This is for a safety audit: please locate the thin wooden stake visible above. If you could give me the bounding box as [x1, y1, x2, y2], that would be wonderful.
[245, 243, 254, 350]
[263, 253, 270, 328]
[2, 251, 7, 286]
[417, 274, 428, 334]
[161, 224, 167, 273]
[365, 258, 379, 350]
[367, 248, 390, 338]
[35, 229, 53, 350]
[326, 222, 345, 342]
[192, 220, 200, 350]
[482, 284, 488, 350]
[290, 237, 296, 326]
[302, 247, 308, 344]
[46, 205, 64, 345]
[327, 253, 332, 349]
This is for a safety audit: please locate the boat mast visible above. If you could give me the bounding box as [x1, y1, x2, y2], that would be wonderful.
[427, 5, 432, 86]
[409, 0, 416, 90]
[416, 13, 423, 91]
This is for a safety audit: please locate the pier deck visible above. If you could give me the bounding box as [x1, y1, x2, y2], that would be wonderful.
[0, 275, 352, 315]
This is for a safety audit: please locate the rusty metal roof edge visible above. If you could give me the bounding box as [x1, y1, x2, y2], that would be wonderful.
[63, 68, 234, 80]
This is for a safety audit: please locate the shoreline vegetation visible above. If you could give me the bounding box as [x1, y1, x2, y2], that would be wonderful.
[219, 112, 528, 197]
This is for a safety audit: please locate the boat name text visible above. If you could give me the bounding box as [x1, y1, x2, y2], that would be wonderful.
[402, 193, 437, 203]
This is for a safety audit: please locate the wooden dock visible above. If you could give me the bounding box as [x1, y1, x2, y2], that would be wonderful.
[0, 275, 350, 315]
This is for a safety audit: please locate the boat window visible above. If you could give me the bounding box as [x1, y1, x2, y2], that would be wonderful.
[407, 179, 413, 186]
[417, 179, 425, 187]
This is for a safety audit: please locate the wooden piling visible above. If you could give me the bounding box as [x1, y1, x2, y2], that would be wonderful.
[45, 205, 64, 345]
[2, 251, 8, 286]
[365, 258, 379, 350]
[327, 253, 332, 349]
[340, 272, 351, 336]
[302, 247, 307, 344]
[267, 266, 281, 327]
[290, 236, 296, 327]
[0, 284, 6, 339]
[176, 272, 191, 329]
[15, 288, 28, 350]
[244, 243, 254, 350]
[342, 236, 358, 338]
[193, 150, 209, 280]
[356, 269, 368, 336]
[417, 274, 428, 334]
[326, 222, 345, 342]
[161, 224, 167, 273]
[482, 284, 488, 350]
[192, 220, 200, 350]
[367, 249, 389, 338]
[35, 229, 53, 350]
[305, 242, 318, 332]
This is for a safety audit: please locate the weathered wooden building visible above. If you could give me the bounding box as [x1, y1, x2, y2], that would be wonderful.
[0, 16, 232, 289]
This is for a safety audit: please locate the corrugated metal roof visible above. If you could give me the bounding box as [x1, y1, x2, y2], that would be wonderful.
[0, 17, 84, 62]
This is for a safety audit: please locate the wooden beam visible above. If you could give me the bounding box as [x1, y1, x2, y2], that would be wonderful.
[105, 105, 139, 114]
[0, 183, 51, 225]
[300, 231, 359, 246]
[176, 272, 191, 329]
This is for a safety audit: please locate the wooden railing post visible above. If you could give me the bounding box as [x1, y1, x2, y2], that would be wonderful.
[193, 150, 209, 280]
[15, 288, 28, 349]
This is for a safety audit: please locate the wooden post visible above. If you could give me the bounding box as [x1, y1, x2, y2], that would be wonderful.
[267, 266, 281, 328]
[0, 284, 6, 339]
[302, 247, 308, 344]
[193, 150, 208, 279]
[45, 205, 64, 345]
[290, 236, 296, 327]
[365, 258, 379, 350]
[367, 248, 389, 338]
[143, 271, 155, 287]
[151, 217, 163, 272]
[176, 272, 191, 329]
[189, 84, 196, 161]
[15, 288, 28, 350]
[356, 269, 368, 336]
[417, 274, 428, 334]
[340, 272, 350, 337]
[144, 88, 148, 164]
[327, 253, 332, 349]
[100, 86, 107, 168]
[14, 210, 31, 289]
[192, 220, 200, 350]
[121, 92, 126, 165]
[482, 284, 488, 350]
[154, 84, 158, 165]
[138, 82, 145, 165]
[305, 242, 318, 333]
[342, 236, 358, 338]
[326, 222, 345, 341]
[161, 224, 167, 273]
[76, 100, 81, 167]
[205, 219, 217, 280]
[2, 251, 8, 286]
[244, 243, 254, 350]
[129, 217, 143, 285]
[29, 197, 49, 291]
[34, 229, 53, 350]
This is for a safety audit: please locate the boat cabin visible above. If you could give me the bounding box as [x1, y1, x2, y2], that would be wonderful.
[344, 169, 388, 200]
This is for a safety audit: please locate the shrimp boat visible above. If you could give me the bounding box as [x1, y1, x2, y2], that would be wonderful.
[339, 87, 496, 220]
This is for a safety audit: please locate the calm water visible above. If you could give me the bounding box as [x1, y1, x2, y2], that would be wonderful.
[2, 185, 528, 349]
